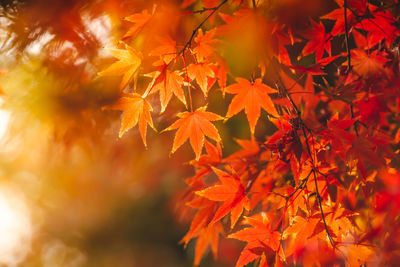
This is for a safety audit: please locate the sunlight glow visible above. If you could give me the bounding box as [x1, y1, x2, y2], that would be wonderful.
[0, 188, 32, 267]
[0, 99, 10, 141]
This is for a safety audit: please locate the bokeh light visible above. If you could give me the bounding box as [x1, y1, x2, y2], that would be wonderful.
[0, 186, 32, 266]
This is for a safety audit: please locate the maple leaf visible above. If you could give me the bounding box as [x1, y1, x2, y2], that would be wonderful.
[162, 106, 223, 160]
[122, 10, 152, 40]
[98, 44, 142, 90]
[179, 193, 223, 267]
[351, 49, 388, 77]
[356, 96, 388, 124]
[191, 140, 223, 168]
[181, 199, 217, 245]
[322, 12, 349, 36]
[270, 22, 296, 66]
[187, 63, 215, 96]
[194, 222, 223, 266]
[349, 136, 385, 178]
[196, 167, 250, 228]
[193, 29, 219, 62]
[226, 139, 260, 160]
[283, 216, 320, 257]
[228, 214, 281, 267]
[302, 20, 332, 61]
[322, 0, 365, 36]
[143, 65, 186, 113]
[105, 93, 155, 147]
[320, 113, 356, 160]
[225, 78, 278, 135]
[345, 244, 374, 267]
[320, 203, 357, 241]
[215, 59, 229, 94]
[280, 71, 318, 111]
[149, 36, 177, 65]
[356, 8, 399, 47]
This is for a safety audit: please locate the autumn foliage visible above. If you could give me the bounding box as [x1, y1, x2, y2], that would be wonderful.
[2, 0, 400, 266]
[94, 0, 400, 266]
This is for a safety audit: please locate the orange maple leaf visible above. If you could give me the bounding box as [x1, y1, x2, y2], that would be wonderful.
[345, 244, 374, 267]
[193, 222, 223, 266]
[283, 216, 320, 257]
[228, 214, 281, 267]
[149, 36, 177, 65]
[215, 60, 229, 94]
[181, 199, 217, 247]
[163, 106, 223, 160]
[98, 44, 142, 90]
[187, 63, 215, 96]
[193, 29, 219, 62]
[105, 93, 155, 147]
[122, 10, 152, 40]
[280, 71, 318, 110]
[225, 78, 278, 134]
[143, 66, 186, 113]
[196, 167, 250, 228]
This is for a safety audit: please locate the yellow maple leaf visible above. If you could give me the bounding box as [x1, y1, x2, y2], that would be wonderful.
[98, 44, 142, 90]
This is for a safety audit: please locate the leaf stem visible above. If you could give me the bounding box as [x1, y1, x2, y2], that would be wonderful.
[181, 54, 194, 112]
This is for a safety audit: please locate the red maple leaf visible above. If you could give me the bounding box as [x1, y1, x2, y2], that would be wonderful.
[302, 20, 332, 61]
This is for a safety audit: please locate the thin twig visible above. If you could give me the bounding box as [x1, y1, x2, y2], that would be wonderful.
[344, 0, 352, 73]
[177, 0, 228, 57]
[191, 7, 220, 14]
[173, 0, 228, 111]
[313, 170, 336, 247]
[286, 169, 313, 200]
[274, 82, 301, 116]
[181, 54, 194, 112]
[152, 0, 228, 111]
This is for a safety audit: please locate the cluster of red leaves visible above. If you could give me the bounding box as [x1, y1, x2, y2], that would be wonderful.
[100, 0, 400, 266]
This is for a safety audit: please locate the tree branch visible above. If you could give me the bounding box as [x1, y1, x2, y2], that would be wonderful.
[175, 0, 228, 111]
[277, 75, 337, 248]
